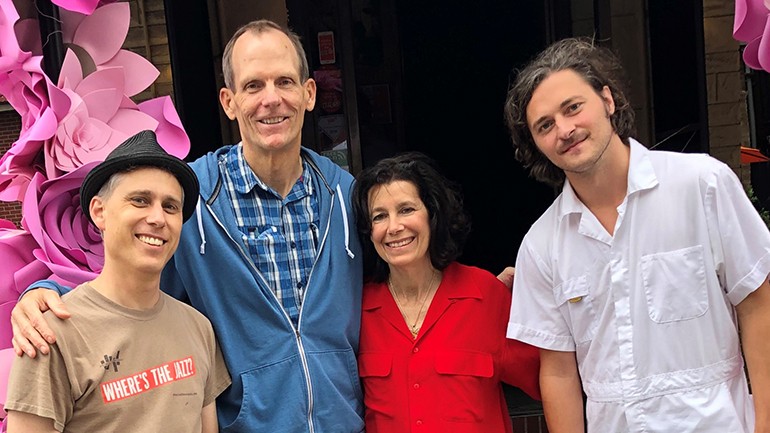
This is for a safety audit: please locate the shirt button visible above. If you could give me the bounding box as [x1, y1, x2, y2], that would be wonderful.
[413, 383, 420, 389]
[413, 347, 419, 353]
[416, 420, 423, 426]
[290, 241, 296, 248]
[297, 281, 303, 289]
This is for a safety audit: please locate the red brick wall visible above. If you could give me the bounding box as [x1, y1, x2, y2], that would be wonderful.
[0, 109, 22, 228]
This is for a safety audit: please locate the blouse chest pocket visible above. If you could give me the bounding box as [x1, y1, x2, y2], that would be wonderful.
[434, 350, 494, 378]
[554, 275, 598, 344]
[641, 245, 709, 323]
[434, 351, 494, 424]
[358, 352, 392, 378]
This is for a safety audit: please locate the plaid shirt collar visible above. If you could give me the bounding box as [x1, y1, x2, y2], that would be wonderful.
[224, 143, 314, 198]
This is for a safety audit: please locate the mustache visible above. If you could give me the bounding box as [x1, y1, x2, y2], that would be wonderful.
[558, 130, 589, 152]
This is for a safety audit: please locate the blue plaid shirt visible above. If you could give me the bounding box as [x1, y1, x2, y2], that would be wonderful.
[221, 144, 319, 323]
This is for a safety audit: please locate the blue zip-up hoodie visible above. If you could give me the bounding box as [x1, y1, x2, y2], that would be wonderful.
[35, 145, 364, 433]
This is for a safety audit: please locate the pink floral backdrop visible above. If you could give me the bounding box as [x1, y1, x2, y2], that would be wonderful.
[734, 0, 770, 73]
[0, 0, 190, 424]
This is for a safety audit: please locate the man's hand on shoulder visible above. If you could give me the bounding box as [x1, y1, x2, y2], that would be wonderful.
[11, 288, 70, 358]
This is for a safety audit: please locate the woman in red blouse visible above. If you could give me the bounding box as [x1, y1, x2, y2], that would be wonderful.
[351, 152, 541, 433]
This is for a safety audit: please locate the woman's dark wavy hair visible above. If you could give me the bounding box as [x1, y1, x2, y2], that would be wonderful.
[352, 152, 470, 283]
[503, 37, 636, 187]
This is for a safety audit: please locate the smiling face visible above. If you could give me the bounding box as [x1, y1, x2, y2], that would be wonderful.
[367, 180, 432, 272]
[91, 167, 183, 277]
[526, 69, 621, 180]
[219, 28, 316, 162]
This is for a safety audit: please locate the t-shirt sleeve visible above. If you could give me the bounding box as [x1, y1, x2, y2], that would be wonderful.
[4, 340, 73, 432]
[705, 162, 770, 305]
[507, 239, 576, 351]
[203, 333, 231, 407]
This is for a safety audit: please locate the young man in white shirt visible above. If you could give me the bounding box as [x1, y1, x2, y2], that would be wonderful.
[504, 38, 770, 433]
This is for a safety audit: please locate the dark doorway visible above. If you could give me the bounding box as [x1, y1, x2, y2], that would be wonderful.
[647, 0, 708, 153]
[395, 0, 555, 274]
[163, 0, 222, 161]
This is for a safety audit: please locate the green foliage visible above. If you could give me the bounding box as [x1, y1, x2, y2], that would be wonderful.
[746, 186, 770, 230]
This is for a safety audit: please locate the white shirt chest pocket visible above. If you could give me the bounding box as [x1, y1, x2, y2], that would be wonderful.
[554, 275, 598, 344]
[641, 245, 709, 323]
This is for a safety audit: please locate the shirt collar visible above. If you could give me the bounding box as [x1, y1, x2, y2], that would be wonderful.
[558, 138, 658, 218]
[225, 142, 313, 197]
[362, 263, 482, 311]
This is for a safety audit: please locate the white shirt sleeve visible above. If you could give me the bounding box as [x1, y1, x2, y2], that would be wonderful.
[705, 162, 770, 305]
[507, 237, 576, 351]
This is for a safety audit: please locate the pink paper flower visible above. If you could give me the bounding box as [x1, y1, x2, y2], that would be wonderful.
[41, 2, 189, 175]
[734, 0, 770, 72]
[1, 1, 189, 197]
[0, 220, 51, 349]
[0, 0, 67, 200]
[21, 166, 104, 288]
[0, 65, 68, 201]
[60, 3, 160, 97]
[52, 0, 118, 15]
[45, 53, 161, 175]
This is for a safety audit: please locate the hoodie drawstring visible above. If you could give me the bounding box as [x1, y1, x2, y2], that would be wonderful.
[336, 185, 355, 259]
[196, 197, 206, 254]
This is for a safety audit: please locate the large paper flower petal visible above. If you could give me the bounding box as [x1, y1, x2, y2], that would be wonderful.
[0, 0, 43, 70]
[735, 0, 770, 72]
[44, 53, 160, 174]
[0, 0, 26, 71]
[138, 96, 191, 158]
[742, 17, 770, 71]
[0, 221, 53, 349]
[101, 49, 160, 97]
[70, 2, 129, 64]
[0, 106, 56, 201]
[52, 0, 101, 15]
[0, 64, 70, 200]
[22, 168, 103, 287]
[735, 0, 768, 41]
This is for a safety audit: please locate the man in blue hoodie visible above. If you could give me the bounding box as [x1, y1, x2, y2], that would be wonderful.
[11, 20, 364, 433]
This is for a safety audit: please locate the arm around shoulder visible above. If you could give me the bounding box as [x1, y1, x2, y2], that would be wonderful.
[11, 281, 72, 358]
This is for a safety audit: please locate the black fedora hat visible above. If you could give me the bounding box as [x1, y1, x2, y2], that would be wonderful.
[80, 130, 199, 226]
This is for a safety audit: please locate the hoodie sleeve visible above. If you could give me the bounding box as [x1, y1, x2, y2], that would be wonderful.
[160, 255, 190, 303]
[21, 280, 72, 299]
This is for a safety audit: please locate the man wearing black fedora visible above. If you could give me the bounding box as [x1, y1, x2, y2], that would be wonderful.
[5, 130, 231, 433]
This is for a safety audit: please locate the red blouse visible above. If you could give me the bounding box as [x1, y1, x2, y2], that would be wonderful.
[359, 262, 541, 433]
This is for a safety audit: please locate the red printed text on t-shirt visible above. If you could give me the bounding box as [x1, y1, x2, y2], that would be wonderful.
[100, 356, 196, 403]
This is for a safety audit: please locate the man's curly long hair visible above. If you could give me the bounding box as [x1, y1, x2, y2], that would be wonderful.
[503, 37, 636, 187]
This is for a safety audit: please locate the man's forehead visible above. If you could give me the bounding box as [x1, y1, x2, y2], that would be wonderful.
[232, 30, 300, 75]
[117, 167, 182, 189]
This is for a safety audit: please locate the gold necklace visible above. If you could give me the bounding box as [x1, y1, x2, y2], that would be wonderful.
[388, 270, 439, 339]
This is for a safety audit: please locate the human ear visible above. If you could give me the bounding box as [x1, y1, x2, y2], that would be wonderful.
[219, 87, 237, 120]
[304, 78, 317, 112]
[600, 86, 616, 116]
[90, 196, 107, 231]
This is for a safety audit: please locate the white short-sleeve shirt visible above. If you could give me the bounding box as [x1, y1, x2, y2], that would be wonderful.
[507, 139, 770, 432]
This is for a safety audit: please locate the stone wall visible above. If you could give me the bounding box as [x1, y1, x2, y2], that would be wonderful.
[0, 110, 22, 227]
[703, 0, 751, 184]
